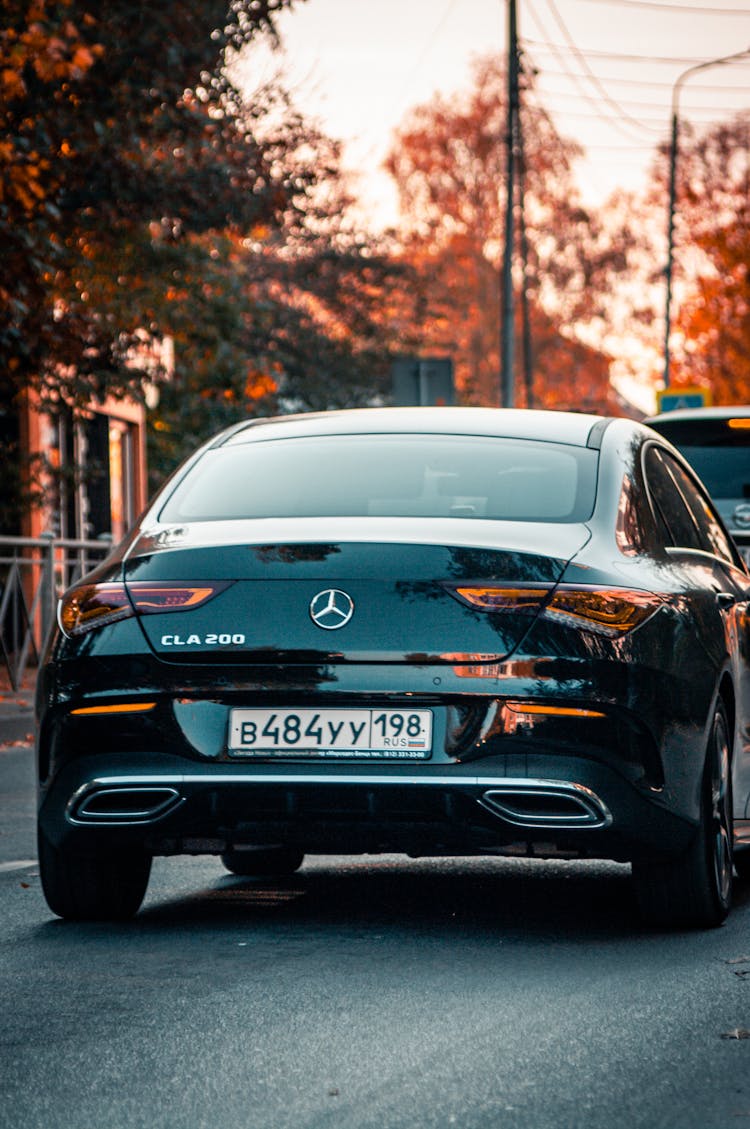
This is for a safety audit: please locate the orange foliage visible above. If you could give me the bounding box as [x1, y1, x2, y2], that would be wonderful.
[245, 370, 278, 403]
[668, 116, 750, 404]
[385, 57, 616, 411]
[0, 1, 101, 213]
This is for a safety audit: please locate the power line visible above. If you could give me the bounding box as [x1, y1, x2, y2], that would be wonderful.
[337, 0, 467, 180]
[541, 0, 665, 132]
[524, 38, 750, 64]
[524, 0, 652, 141]
[583, 143, 664, 151]
[379, 0, 465, 126]
[531, 100, 749, 124]
[533, 66, 750, 90]
[529, 85, 750, 113]
[522, 93, 732, 150]
[521, 84, 662, 148]
[520, 1, 750, 201]
[527, 87, 667, 110]
[576, 0, 750, 13]
[545, 107, 740, 125]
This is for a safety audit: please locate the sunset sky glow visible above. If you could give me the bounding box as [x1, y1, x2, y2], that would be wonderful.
[239, 0, 750, 227]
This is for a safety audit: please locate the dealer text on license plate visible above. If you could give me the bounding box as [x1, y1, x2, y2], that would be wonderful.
[228, 708, 432, 759]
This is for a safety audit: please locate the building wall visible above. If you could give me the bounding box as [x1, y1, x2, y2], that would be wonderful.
[22, 393, 148, 544]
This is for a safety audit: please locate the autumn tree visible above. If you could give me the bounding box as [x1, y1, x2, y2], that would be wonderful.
[0, 0, 104, 525]
[1, 1, 302, 395]
[654, 114, 750, 403]
[1, 2, 99, 349]
[385, 56, 625, 410]
[0, 0, 313, 526]
[2, 0, 413, 516]
[144, 99, 413, 483]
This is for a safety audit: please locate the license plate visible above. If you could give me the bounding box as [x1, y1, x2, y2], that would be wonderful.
[228, 708, 433, 759]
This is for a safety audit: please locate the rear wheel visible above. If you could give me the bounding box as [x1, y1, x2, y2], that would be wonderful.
[38, 828, 151, 921]
[221, 846, 304, 877]
[632, 700, 733, 929]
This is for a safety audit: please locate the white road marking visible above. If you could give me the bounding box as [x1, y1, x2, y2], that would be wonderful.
[0, 860, 37, 873]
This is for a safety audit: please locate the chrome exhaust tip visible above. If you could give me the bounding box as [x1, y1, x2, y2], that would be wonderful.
[480, 782, 611, 830]
[68, 786, 182, 825]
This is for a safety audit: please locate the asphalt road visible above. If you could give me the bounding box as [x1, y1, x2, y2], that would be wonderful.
[2, 743, 750, 1129]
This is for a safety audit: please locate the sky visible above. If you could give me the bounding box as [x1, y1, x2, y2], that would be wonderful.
[237, 0, 750, 227]
[234, 0, 750, 412]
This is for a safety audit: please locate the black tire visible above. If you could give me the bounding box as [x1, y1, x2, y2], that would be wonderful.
[632, 700, 733, 929]
[38, 828, 151, 921]
[221, 846, 304, 877]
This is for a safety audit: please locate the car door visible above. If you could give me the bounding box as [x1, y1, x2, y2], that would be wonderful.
[644, 442, 750, 822]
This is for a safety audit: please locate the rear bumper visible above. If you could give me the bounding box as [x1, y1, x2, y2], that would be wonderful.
[37, 640, 714, 864]
[37, 750, 696, 864]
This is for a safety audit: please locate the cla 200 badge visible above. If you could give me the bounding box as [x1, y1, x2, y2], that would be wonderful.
[161, 633, 246, 646]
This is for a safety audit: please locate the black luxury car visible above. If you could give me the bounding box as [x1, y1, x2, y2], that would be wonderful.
[645, 406, 750, 567]
[36, 408, 750, 927]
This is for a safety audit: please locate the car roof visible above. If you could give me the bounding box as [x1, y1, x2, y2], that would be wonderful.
[221, 407, 611, 449]
[646, 405, 750, 425]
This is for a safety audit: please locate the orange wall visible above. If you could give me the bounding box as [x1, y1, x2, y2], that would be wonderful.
[21, 390, 148, 541]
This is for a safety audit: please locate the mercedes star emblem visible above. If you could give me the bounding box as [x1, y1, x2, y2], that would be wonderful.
[733, 503, 750, 530]
[309, 588, 355, 630]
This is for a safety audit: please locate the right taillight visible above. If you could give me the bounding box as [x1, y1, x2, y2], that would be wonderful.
[542, 586, 664, 636]
[447, 583, 664, 637]
[450, 586, 549, 613]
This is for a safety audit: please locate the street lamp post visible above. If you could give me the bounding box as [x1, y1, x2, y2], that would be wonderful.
[663, 49, 750, 389]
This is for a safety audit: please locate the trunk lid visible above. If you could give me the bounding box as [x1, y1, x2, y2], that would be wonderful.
[124, 518, 590, 664]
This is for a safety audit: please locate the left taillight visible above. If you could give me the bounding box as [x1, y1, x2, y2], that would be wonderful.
[58, 581, 230, 638]
[447, 583, 664, 637]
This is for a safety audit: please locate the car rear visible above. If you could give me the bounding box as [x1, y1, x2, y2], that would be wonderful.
[35, 410, 703, 917]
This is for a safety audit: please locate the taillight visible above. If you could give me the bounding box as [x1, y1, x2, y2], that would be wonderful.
[128, 583, 220, 611]
[58, 582, 230, 637]
[446, 584, 663, 637]
[543, 587, 663, 635]
[59, 584, 132, 636]
[451, 586, 549, 612]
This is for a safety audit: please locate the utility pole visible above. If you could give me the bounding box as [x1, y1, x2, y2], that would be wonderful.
[500, 0, 520, 408]
[517, 107, 534, 408]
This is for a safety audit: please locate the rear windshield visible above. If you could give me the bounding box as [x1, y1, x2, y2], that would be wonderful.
[649, 420, 750, 500]
[159, 434, 599, 523]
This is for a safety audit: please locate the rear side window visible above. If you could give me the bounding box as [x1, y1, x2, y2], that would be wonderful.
[644, 447, 703, 550]
[645, 445, 739, 566]
[160, 434, 599, 523]
[663, 454, 737, 565]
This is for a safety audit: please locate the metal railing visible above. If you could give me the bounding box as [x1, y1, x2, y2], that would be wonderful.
[0, 533, 113, 690]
